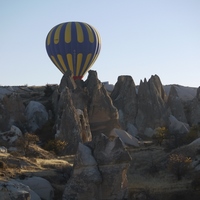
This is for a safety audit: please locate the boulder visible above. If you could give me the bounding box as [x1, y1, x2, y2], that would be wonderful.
[0, 146, 7, 153]
[126, 123, 138, 137]
[25, 101, 48, 132]
[0, 125, 22, 144]
[144, 127, 155, 138]
[168, 115, 189, 134]
[110, 128, 139, 147]
[0, 179, 41, 200]
[17, 176, 54, 200]
[85, 70, 120, 136]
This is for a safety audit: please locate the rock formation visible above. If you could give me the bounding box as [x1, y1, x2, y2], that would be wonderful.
[0, 125, 22, 144]
[136, 75, 169, 132]
[85, 70, 120, 136]
[0, 93, 26, 132]
[17, 176, 54, 200]
[55, 87, 82, 154]
[110, 128, 139, 147]
[111, 75, 137, 130]
[63, 133, 131, 200]
[25, 101, 48, 133]
[63, 143, 102, 200]
[167, 85, 187, 123]
[186, 87, 200, 126]
[0, 179, 41, 200]
[111, 74, 170, 134]
[168, 115, 189, 134]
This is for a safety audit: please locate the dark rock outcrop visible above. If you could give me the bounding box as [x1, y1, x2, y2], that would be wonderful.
[63, 133, 131, 200]
[185, 86, 200, 126]
[111, 75, 137, 130]
[85, 70, 120, 136]
[167, 85, 187, 123]
[111, 74, 170, 133]
[0, 179, 40, 200]
[136, 75, 169, 132]
[55, 87, 82, 154]
[0, 93, 26, 132]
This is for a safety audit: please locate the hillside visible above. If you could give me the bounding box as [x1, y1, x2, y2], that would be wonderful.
[0, 72, 200, 199]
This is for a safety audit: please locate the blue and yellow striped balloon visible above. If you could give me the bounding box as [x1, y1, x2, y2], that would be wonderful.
[45, 22, 101, 80]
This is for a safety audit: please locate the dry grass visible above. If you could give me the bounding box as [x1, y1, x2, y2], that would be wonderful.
[128, 173, 191, 193]
[127, 144, 194, 198]
[0, 144, 74, 181]
[36, 158, 71, 168]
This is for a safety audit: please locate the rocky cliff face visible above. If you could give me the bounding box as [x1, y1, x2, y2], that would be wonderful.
[110, 75, 137, 130]
[0, 93, 26, 132]
[185, 86, 200, 126]
[167, 85, 187, 123]
[0, 72, 199, 151]
[50, 70, 120, 153]
[136, 75, 169, 132]
[111, 75, 170, 133]
[85, 71, 120, 136]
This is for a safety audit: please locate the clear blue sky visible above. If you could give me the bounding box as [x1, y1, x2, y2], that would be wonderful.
[0, 0, 200, 87]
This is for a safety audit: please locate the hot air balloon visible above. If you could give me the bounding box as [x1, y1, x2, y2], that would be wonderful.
[45, 21, 101, 80]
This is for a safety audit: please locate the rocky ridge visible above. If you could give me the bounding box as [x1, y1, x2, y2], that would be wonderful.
[1, 71, 200, 199]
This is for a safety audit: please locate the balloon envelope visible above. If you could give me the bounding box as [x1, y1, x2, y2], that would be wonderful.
[45, 22, 101, 80]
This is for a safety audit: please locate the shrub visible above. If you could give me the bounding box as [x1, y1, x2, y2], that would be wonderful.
[191, 172, 200, 190]
[44, 139, 67, 155]
[168, 153, 192, 180]
[0, 161, 7, 170]
[153, 127, 168, 146]
[182, 125, 199, 145]
[17, 133, 39, 157]
[44, 84, 54, 97]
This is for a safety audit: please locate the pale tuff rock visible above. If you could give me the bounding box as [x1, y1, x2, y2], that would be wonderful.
[110, 128, 139, 147]
[17, 176, 54, 200]
[0, 179, 41, 200]
[25, 101, 48, 132]
[0, 125, 22, 144]
[168, 115, 189, 134]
